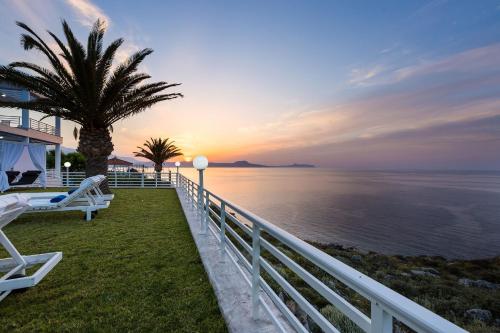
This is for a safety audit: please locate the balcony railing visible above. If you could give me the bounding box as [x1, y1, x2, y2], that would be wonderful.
[0, 115, 21, 128]
[177, 173, 467, 333]
[29, 118, 57, 135]
[0, 115, 58, 136]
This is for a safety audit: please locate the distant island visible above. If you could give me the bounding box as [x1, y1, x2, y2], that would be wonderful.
[206, 160, 315, 168]
[109, 155, 315, 168]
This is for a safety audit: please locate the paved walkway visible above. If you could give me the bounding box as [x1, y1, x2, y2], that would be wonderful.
[176, 188, 295, 333]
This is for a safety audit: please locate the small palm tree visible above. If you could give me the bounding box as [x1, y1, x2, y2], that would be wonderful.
[134, 138, 182, 180]
[0, 20, 182, 192]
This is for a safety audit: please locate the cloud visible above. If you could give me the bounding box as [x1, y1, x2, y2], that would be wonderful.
[349, 43, 500, 87]
[65, 0, 110, 28]
[64, 0, 145, 68]
[349, 65, 385, 86]
[230, 56, 500, 168]
[1, 0, 57, 30]
[245, 114, 500, 169]
[115, 42, 141, 64]
[394, 43, 500, 80]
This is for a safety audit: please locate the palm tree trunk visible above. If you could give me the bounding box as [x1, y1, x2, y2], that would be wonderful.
[155, 163, 162, 184]
[77, 127, 114, 193]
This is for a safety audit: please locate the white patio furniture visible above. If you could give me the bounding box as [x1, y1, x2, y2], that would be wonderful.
[24, 175, 115, 203]
[0, 193, 62, 302]
[27, 175, 111, 221]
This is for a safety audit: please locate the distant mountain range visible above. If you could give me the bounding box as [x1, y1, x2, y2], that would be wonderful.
[205, 160, 315, 168]
[57, 147, 314, 168]
[118, 158, 315, 168]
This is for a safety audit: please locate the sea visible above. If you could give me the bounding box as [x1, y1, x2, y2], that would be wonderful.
[177, 168, 500, 259]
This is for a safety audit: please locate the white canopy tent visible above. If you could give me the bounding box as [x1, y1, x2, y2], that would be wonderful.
[0, 141, 46, 192]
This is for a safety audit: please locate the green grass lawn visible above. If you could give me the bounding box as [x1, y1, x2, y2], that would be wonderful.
[0, 189, 227, 333]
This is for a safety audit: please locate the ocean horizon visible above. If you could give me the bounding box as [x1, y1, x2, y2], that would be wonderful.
[177, 167, 500, 260]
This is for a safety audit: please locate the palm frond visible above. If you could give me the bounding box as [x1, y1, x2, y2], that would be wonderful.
[0, 20, 182, 128]
[134, 138, 183, 166]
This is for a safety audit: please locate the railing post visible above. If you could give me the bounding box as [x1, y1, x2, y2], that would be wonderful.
[203, 191, 209, 234]
[141, 173, 144, 187]
[252, 224, 261, 319]
[114, 171, 117, 188]
[220, 201, 226, 252]
[189, 182, 193, 206]
[191, 183, 195, 209]
[370, 301, 392, 333]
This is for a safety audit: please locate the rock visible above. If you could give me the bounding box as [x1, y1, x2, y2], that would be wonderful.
[278, 291, 285, 302]
[475, 280, 499, 289]
[420, 267, 440, 275]
[464, 309, 492, 322]
[286, 300, 297, 314]
[351, 255, 362, 263]
[384, 274, 396, 280]
[325, 279, 336, 290]
[495, 318, 500, 327]
[459, 278, 499, 289]
[458, 278, 473, 287]
[400, 272, 411, 277]
[410, 269, 439, 277]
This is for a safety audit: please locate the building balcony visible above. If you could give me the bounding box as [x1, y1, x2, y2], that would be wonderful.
[0, 81, 62, 145]
[0, 114, 62, 145]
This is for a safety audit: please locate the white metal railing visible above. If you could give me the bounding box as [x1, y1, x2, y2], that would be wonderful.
[177, 173, 467, 333]
[0, 115, 21, 128]
[55, 171, 178, 188]
[29, 118, 56, 135]
[0, 115, 57, 135]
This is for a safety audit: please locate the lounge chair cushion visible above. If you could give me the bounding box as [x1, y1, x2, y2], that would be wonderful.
[50, 195, 67, 203]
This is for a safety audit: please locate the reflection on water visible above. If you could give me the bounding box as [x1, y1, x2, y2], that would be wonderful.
[179, 168, 500, 259]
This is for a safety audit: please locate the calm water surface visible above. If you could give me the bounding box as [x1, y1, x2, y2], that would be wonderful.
[180, 168, 500, 259]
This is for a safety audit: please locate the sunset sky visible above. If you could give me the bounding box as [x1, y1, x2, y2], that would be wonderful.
[1, 0, 500, 169]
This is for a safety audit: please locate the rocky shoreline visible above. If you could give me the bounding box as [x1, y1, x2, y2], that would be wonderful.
[214, 206, 499, 332]
[306, 242, 500, 332]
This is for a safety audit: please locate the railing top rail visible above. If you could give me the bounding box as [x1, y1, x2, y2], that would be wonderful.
[29, 118, 56, 135]
[0, 115, 21, 126]
[178, 173, 467, 333]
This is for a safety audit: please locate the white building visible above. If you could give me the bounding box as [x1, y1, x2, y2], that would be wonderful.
[0, 81, 63, 192]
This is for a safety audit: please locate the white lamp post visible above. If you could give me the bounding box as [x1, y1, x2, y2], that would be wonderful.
[193, 156, 208, 228]
[63, 161, 71, 187]
[175, 161, 181, 187]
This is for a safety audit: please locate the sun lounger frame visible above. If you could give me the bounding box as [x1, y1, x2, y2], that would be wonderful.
[0, 204, 62, 302]
[26, 175, 110, 221]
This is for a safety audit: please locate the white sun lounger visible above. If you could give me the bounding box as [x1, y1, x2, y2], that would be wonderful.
[23, 176, 115, 203]
[0, 194, 62, 302]
[27, 175, 110, 221]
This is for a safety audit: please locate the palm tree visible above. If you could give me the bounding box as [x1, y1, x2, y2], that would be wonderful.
[134, 138, 182, 181]
[0, 20, 182, 192]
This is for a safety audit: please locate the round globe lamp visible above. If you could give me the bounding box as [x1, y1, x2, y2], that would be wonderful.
[193, 156, 208, 170]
